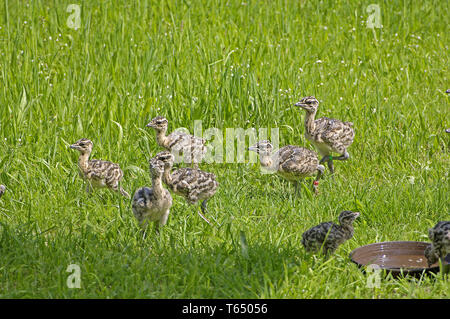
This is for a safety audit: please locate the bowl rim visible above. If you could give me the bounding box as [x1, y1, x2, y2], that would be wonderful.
[349, 241, 447, 273]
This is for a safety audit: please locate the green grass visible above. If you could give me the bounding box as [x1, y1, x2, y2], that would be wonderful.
[0, 0, 449, 298]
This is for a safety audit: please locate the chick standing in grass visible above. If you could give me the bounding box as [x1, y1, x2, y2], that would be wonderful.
[248, 140, 324, 194]
[424, 221, 450, 267]
[294, 96, 355, 175]
[155, 151, 218, 224]
[132, 158, 173, 234]
[146, 116, 207, 167]
[0, 185, 5, 199]
[301, 211, 360, 255]
[70, 138, 130, 198]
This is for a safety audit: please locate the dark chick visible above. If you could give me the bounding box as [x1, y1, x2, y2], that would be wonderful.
[425, 221, 450, 267]
[302, 211, 360, 255]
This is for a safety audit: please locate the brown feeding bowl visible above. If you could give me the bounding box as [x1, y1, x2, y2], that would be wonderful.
[350, 241, 450, 278]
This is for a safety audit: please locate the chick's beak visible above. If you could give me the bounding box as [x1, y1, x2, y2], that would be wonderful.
[294, 101, 307, 108]
[248, 146, 258, 152]
[146, 122, 154, 128]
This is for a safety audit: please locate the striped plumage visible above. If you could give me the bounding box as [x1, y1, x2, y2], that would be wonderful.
[155, 151, 218, 221]
[132, 158, 172, 233]
[295, 96, 355, 174]
[70, 138, 130, 198]
[168, 168, 218, 204]
[248, 140, 324, 194]
[147, 116, 207, 166]
[0, 185, 5, 199]
[425, 221, 450, 267]
[301, 211, 360, 255]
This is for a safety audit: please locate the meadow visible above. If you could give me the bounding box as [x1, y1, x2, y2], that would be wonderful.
[0, 0, 449, 298]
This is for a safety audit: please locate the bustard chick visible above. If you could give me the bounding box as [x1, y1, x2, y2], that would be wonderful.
[0, 185, 5, 199]
[424, 221, 450, 267]
[147, 116, 207, 167]
[301, 211, 360, 255]
[155, 151, 218, 223]
[248, 140, 324, 194]
[70, 138, 130, 198]
[295, 96, 355, 175]
[132, 158, 173, 233]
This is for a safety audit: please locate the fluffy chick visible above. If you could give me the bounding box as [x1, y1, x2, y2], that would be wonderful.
[147, 116, 207, 167]
[301, 211, 360, 255]
[132, 158, 173, 234]
[155, 151, 218, 223]
[295, 96, 355, 175]
[248, 140, 324, 194]
[70, 138, 130, 198]
[425, 221, 450, 267]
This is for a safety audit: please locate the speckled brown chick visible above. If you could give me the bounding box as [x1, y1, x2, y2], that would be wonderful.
[301, 211, 360, 255]
[425, 221, 450, 267]
[295, 96, 355, 175]
[0, 185, 5, 199]
[155, 151, 218, 222]
[147, 116, 207, 167]
[132, 158, 173, 233]
[248, 140, 324, 194]
[70, 138, 130, 198]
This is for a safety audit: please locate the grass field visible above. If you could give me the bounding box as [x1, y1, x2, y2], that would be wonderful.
[0, 0, 449, 298]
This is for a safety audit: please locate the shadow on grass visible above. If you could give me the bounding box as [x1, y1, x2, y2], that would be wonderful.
[0, 220, 316, 298]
